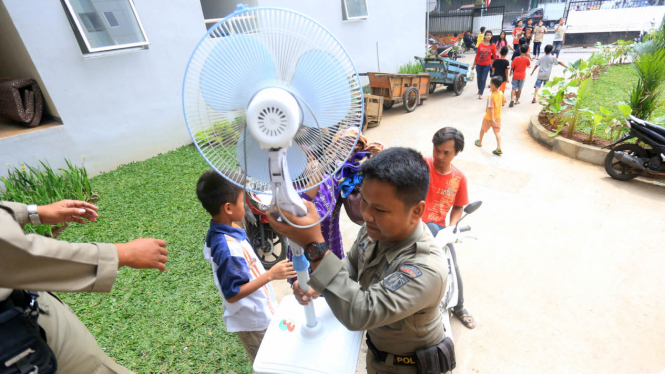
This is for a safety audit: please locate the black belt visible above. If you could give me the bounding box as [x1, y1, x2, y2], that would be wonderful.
[366, 333, 416, 366]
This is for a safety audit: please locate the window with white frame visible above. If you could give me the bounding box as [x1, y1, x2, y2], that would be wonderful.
[342, 0, 369, 20]
[62, 0, 149, 54]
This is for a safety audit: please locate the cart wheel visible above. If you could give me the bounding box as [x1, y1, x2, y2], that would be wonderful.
[453, 74, 465, 96]
[403, 87, 419, 112]
[383, 100, 394, 110]
[429, 83, 437, 94]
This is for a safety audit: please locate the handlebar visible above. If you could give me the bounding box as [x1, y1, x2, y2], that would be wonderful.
[458, 226, 471, 233]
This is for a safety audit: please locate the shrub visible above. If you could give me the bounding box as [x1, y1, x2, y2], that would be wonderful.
[398, 61, 424, 74]
[1, 160, 94, 236]
[628, 49, 665, 120]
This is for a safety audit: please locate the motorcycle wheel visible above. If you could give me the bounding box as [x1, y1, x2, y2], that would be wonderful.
[604, 143, 647, 181]
[250, 227, 286, 269]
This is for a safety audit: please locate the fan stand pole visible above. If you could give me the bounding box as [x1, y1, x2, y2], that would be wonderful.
[291, 243, 318, 327]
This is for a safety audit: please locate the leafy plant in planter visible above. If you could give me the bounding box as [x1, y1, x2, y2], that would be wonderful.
[628, 49, 665, 120]
[613, 40, 634, 64]
[565, 59, 590, 81]
[602, 103, 632, 142]
[561, 78, 593, 138]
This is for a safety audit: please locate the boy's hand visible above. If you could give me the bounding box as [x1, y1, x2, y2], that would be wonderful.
[267, 260, 297, 281]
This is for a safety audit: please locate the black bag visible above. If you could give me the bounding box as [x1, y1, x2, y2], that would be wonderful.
[414, 337, 456, 374]
[0, 291, 57, 374]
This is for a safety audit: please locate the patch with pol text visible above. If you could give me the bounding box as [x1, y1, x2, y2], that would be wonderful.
[382, 272, 410, 292]
[399, 264, 422, 278]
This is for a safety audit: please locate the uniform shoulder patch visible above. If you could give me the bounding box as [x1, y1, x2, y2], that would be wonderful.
[399, 264, 422, 278]
[382, 272, 410, 292]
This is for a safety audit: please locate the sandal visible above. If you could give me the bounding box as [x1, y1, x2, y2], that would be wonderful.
[475, 139, 482, 147]
[453, 309, 476, 329]
[493, 149, 503, 156]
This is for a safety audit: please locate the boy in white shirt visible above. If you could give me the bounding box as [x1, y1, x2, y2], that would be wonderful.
[196, 170, 296, 363]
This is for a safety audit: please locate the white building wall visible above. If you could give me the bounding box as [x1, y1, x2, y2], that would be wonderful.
[0, 0, 206, 177]
[257, 0, 427, 79]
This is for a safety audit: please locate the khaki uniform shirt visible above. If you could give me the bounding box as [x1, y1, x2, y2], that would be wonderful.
[309, 221, 447, 356]
[0, 201, 119, 302]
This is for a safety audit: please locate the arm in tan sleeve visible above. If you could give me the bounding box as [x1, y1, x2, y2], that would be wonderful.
[309, 256, 445, 331]
[0, 201, 29, 228]
[0, 203, 118, 293]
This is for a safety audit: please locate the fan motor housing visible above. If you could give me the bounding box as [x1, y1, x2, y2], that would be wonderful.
[246, 87, 301, 149]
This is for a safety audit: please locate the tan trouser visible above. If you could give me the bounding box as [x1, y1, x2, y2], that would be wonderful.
[236, 329, 266, 364]
[37, 292, 133, 374]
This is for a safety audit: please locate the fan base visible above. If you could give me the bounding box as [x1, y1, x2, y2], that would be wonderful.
[253, 295, 363, 374]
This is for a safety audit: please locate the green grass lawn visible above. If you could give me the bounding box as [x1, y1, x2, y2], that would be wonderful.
[56, 145, 253, 374]
[580, 64, 665, 139]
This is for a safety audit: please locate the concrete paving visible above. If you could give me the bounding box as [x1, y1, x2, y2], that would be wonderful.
[274, 46, 665, 374]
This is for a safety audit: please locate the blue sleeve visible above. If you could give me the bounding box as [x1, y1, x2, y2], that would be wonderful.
[211, 236, 250, 300]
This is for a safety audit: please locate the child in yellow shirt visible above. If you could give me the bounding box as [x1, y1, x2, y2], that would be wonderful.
[475, 76, 506, 155]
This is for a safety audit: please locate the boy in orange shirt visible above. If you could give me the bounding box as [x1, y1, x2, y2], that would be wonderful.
[509, 44, 531, 107]
[475, 76, 506, 155]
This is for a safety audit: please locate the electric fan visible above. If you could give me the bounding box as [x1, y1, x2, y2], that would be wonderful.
[183, 4, 364, 374]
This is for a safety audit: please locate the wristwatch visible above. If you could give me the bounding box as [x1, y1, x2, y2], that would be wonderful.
[27, 204, 42, 225]
[304, 242, 329, 262]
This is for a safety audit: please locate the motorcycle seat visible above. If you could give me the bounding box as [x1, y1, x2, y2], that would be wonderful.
[643, 121, 665, 137]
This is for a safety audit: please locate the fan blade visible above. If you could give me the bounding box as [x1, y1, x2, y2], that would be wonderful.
[200, 34, 276, 112]
[290, 50, 351, 128]
[237, 131, 309, 183]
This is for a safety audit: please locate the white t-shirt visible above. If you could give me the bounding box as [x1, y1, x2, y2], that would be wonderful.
[554, 25, 567, 41]
[203, 221, 277, 332]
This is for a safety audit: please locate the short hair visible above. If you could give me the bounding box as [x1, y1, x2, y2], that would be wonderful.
[480, 26, 486, 33]
[361, 148, 429, 208]
[517, 20, 523, 25]
[520, 43, 529, 53]
[196, 169, 242, 216]
[544, 44, 553, 54]
[500, 46, 509, 56]
[453, 33, 458, 37]
[490, 76, 503, 88]
[432, 127, 465, 153]
[484, 30, 493, 37]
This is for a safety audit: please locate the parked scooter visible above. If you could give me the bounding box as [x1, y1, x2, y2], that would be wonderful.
[436, 42, 461, 60]
[243, 191, 286, 269]
[427, 201, 482, 341]
[602, 115, 665, 181]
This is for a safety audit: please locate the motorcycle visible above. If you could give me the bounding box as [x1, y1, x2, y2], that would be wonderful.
[436, 42, 461, 60]
[243, 191, 287, 269]
[602, 115, 665, 181]
[427, 201, 482, 341]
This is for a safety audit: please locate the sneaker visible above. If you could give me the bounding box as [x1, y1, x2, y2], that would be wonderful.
[532, 98, 536, 104]
[509, 100, 514, 107]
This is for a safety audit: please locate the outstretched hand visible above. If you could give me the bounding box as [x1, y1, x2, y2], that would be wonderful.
[116, 238, 169, 272]
[38, 199, 99, 225]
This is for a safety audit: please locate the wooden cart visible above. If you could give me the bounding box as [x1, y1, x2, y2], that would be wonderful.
[363, 72, 430, 112]
[361, 94, 384, 132]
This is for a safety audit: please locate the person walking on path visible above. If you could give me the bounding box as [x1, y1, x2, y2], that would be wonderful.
[476, 26, 486, 49]
[491, 46, 511, 95]
[524, 19, 535, 45]
[532, 19, 547, 58]
[553, 18, 567, 58]
[495, 31, 514, 53]
[476, 76, 506, 156]
[512, 20, 524, 50]
[0, 199, 169, 374]
[509, 44, 531, 107]
[471, 30, 497, 99]
[531, 44, 569, 103]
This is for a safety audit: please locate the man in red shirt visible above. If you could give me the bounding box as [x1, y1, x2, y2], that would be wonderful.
[423, 127, 475, 329]
[509, 44, 531, 107]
